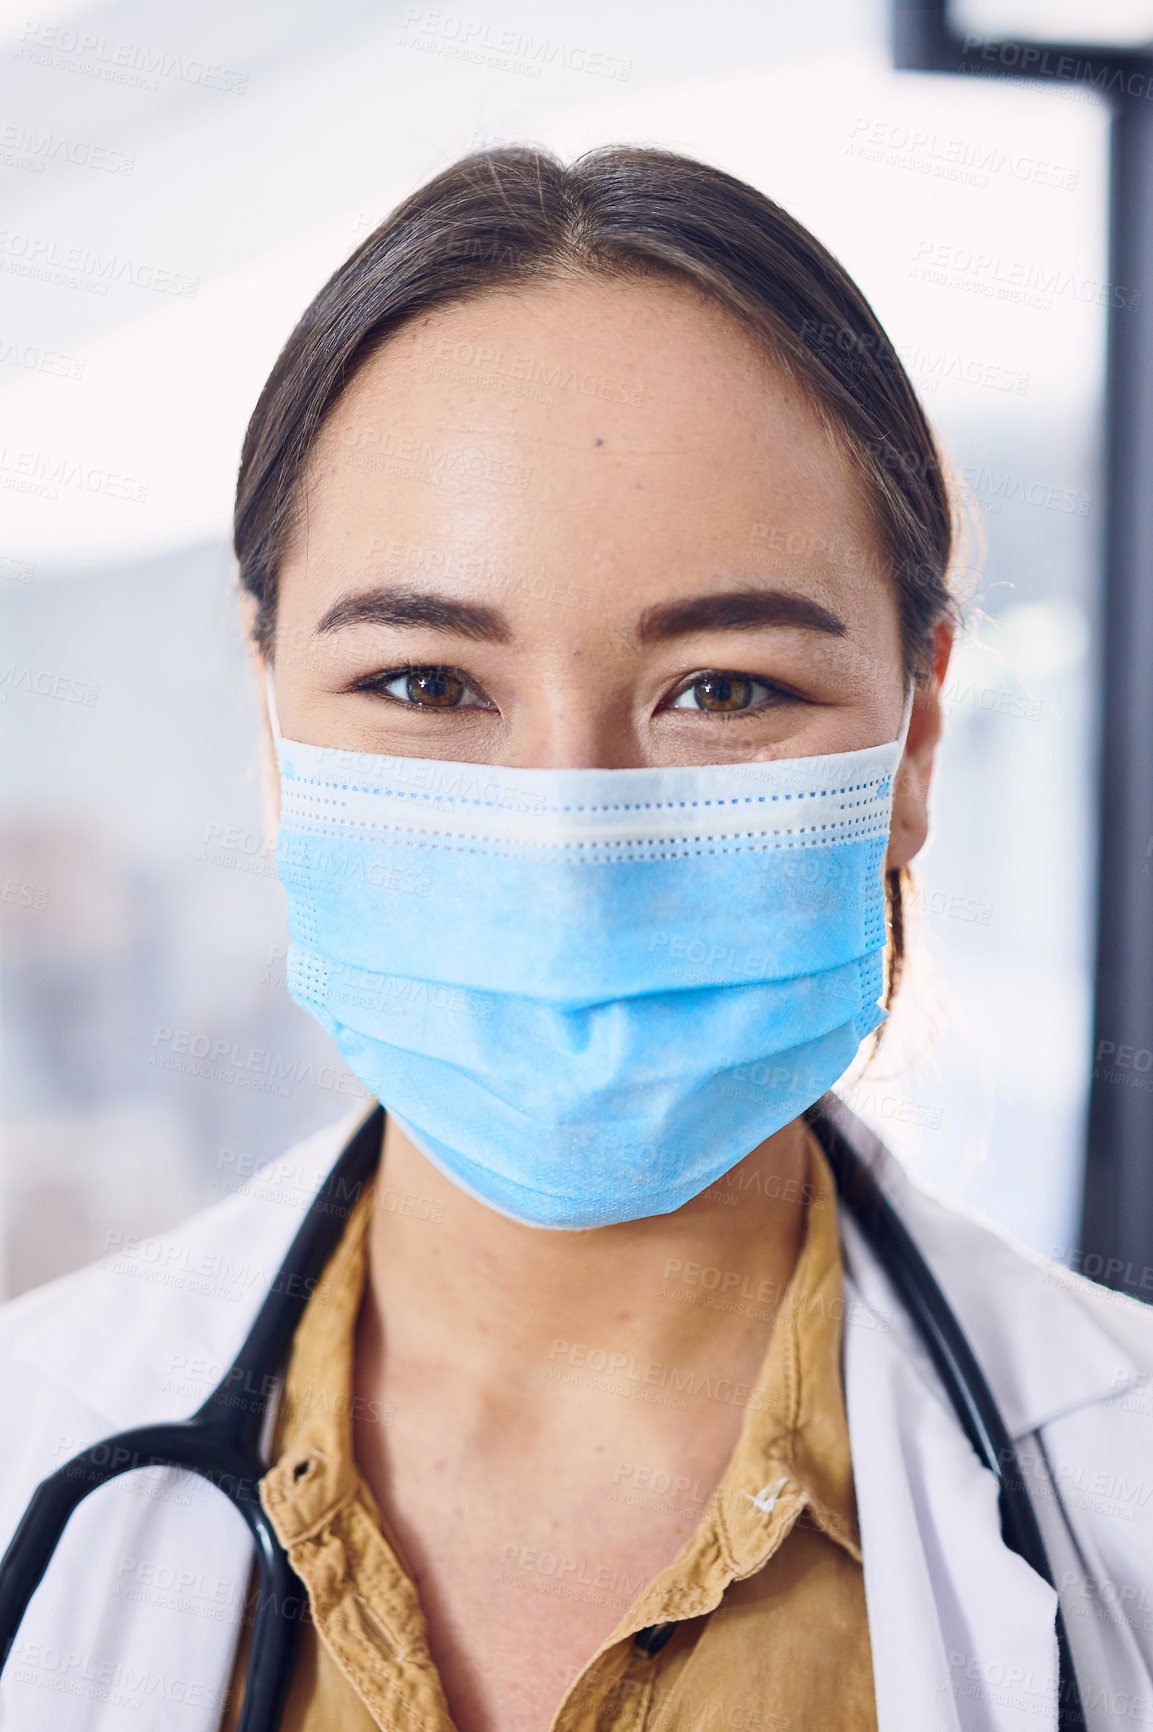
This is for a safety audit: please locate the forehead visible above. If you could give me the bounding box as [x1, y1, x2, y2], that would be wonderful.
[286, 275, 888, 614]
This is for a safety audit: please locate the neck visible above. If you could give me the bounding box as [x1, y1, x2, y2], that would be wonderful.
[360, 1113, 812, 1408]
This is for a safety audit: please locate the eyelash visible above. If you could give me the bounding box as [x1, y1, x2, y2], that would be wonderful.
[353, 665, 805, 715]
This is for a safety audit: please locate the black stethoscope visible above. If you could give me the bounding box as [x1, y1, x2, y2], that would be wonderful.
[0, 1101, 1087, 1732]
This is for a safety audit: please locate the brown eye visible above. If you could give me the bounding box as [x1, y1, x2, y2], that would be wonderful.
[404, 667, 463, 707]
[667, 671, 796, 716]
[367, 665, 489, 711]
[679, 674, 754, 713]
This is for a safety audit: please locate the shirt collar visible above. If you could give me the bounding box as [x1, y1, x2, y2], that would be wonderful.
[258, 1181, 376, 1546]
[257, 1125, 859, 1652]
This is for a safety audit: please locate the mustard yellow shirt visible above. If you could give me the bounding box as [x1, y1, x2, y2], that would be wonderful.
[223, 1130, 875, 1729]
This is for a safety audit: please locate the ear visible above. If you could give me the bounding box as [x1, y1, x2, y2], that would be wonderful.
[237, 587, 281, 835]
[886, 620, 953, 872]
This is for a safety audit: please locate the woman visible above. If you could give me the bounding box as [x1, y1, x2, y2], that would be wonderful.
[1, 146, 1150, 1732]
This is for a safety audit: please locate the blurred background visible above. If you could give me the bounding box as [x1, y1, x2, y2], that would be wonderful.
[0, 0, 1115, 1294]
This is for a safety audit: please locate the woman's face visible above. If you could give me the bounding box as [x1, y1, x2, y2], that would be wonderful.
[268, 275, 946, 866]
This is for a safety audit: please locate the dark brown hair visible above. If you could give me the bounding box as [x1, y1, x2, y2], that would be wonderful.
[234, 144, 961, 1004]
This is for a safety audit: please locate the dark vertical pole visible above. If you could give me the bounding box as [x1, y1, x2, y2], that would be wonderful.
[889, 0, 1153, 1292]
[1081, 100, 1153, 1287]
[891, 0, 952, 68]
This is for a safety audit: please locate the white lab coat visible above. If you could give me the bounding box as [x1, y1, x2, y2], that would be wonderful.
[1, 1096, 1152, 1732]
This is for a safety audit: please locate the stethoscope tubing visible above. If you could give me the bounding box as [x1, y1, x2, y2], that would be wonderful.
[0, 1101, 1086, 1732]
[0, 1104, 385, 1732]
[0, 1418, 298, 1732]
[806, 1103, 1086, 1732]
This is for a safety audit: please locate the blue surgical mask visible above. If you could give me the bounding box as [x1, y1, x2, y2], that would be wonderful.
[267, 675, 910, 1229]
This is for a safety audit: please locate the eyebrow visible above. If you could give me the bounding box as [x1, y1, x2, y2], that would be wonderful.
[634, 588, 848, 646]
[315, 586, 512, 643]
[313, 582, 848, 648]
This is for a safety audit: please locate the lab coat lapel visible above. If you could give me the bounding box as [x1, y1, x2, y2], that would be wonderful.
[842, 1213, 1061, 1732]
[821, 1092, 1137, 1438]
[0, 1107, 369, 1732]
[827, 1094, 1143, 1732]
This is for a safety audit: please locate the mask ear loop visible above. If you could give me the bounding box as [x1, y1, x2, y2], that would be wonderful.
[265, 664, 284, 749]
[896, 682, 916, 754]
[258, 665, 285, 849]
[881, 682, 919, 1024]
